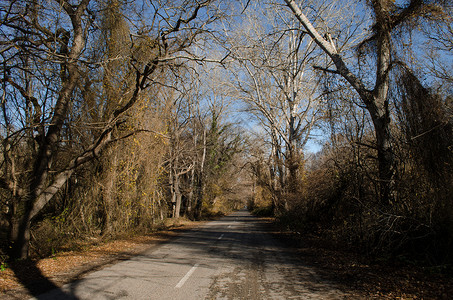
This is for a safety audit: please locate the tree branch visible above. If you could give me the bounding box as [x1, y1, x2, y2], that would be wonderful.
[283, 0, 373, 104]
[313, 65, 339, 74]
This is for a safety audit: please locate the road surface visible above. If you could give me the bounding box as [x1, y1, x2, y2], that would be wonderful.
[33, 210, 346, 299]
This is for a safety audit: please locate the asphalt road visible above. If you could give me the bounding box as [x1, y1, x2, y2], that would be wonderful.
[32, 210, 346, 299]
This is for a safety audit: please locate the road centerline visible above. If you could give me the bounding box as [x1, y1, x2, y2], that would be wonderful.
[175, 263, 199, 289]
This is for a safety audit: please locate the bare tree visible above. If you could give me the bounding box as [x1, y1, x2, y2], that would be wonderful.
[283, 0, 450, 205]
[166, 85, 196, 218]
[220, 2, 325, 211]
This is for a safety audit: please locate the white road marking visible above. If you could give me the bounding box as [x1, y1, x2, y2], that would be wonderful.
[218, 234, 224, 240]
[175, 263, 199, 288]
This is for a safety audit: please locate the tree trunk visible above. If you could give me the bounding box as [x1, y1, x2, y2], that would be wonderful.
[283, 0, 395, 205]
[372, 5, 394, 205]
[8, 208, 24, 259]
[287, 131, 300, 195]
[373, 113, 394, 204]
[187, 167, 195, 217]
[194, 128, 207, 220]
[102, 155, 117, 235]
[187, 133, 198, 218]
[10, 217, 31, 260]
[174, 174, 182, 218]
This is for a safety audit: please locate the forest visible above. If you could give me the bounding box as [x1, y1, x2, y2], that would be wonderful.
[0, 0, 451, 273]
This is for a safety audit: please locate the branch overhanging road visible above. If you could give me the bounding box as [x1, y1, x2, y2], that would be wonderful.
[32, 210, 346, 299]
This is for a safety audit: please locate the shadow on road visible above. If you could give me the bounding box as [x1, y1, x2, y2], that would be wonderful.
[8, 259, 79, 299]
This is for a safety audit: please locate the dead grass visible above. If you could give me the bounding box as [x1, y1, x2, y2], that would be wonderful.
[271, 227, 453, 300]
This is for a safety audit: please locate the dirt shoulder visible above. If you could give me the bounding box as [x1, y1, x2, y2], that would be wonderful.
[268, 224, 453, 300]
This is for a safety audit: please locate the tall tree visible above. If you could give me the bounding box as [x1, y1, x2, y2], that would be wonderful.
[221, 2, 324, 211]
[283, 0, 449, 204]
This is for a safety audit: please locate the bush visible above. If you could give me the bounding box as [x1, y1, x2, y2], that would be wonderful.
[31, 219, 68, 258]
[251, 205, 274, 217]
